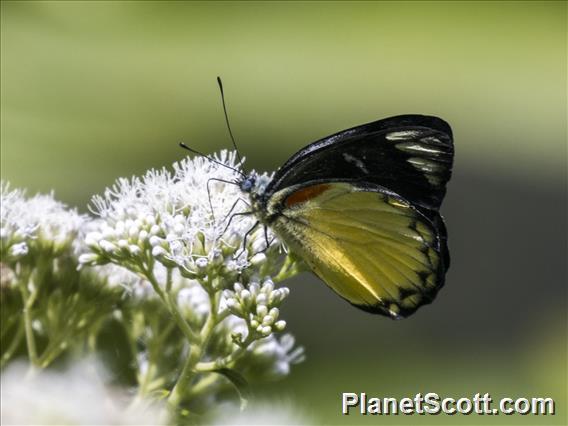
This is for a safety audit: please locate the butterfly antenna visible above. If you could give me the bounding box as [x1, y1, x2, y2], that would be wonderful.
[179, 142, 245, 177]
[217, 76, 243, 165]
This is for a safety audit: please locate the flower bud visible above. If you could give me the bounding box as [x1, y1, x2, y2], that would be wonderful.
[149, 236, 162, 247]
[9, 242, 28, 257]
[256, 293, 268, 305]
[250, 253, 267, 266]
[99, 240, 117, 253]
[262, 280, 274, 293]
[195, 257, 208, 269]
[85, 232, 102, 247]
[78, 253, 99, 265]
[152, 246, 168, 257]
[256, 305, 268, 317]
[138, 230, 148, 243]
[274, 320, 286, 331]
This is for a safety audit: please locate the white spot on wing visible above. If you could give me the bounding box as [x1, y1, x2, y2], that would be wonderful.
[426, 175, 442, 186]
[396, 142, 441, 154]
[385, 130, 423, 141]
[421, 135, 448, 145]
[343, 153, 369, 174]
[407, 157, 440, 172]
[406, 156, 443, 186]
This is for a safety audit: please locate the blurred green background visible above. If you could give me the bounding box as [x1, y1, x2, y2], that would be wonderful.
[1, 1, 566, 424]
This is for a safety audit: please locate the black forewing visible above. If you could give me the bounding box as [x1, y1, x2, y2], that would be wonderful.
[266, 115, 454, 214]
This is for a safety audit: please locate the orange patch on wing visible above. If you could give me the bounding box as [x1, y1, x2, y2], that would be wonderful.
[285, 184, 331, 207]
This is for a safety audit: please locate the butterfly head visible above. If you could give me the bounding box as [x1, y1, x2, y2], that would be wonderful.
[239, 172, 273, 203]
[239, 173, 256, 193]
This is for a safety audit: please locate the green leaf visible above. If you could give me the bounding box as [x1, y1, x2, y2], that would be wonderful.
[213, 368, 250, 410]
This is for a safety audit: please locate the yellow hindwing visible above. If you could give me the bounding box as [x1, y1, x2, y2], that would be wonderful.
[269, 182, 443, 318]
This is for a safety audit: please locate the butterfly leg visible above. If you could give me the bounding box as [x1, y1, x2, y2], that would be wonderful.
[221, 211, 254, 238]
[206, 177, 240, 220]
[253, 226, 276, 255]
[234, 220, 260, 259]
[222, 197, 251, 225]
[258, 225, 276, 253]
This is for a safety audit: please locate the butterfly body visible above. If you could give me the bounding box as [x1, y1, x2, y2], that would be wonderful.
[238, 114, 453, 319]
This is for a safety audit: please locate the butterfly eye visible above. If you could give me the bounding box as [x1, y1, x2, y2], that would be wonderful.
[240, 177, 255, 192]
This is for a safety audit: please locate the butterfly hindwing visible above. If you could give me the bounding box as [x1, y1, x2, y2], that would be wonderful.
[266, 180, 446, 318]
[266, 115, 453, 214]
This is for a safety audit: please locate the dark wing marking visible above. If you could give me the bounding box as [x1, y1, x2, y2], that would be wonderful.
[266, 114, 454, 214]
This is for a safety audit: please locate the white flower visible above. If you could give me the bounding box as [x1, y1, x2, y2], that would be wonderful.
[238, 333, 305, 382]
[77, 151, 304, 402]
[212, 401, 311, 425]
[223, 278, 290, 338]
[88, 263, 153, 296]
[0, 360, 165, 425]
[177, 280, 211, 323]
[1, 181, 85, 262]
[83, 151, 287, 283]
[0, 263, 16, 288]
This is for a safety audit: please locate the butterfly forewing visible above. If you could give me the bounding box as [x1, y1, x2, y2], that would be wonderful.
[266, 115, 453, 214]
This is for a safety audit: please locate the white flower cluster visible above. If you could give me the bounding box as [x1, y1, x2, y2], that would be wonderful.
[212, 401, 311, 425]
[210, 314, 305, 383]
[243, 333, 306, 381]
[0, 181, 85, 264]
[0, 360, 164, 425]
[223, 278, 289, 339]
[177, 278, 211, 325]
[0, 152, 305, 413]
[88, 262, 154, 297]
[81, 151, 281, 285]
[79, 151, 304, 396]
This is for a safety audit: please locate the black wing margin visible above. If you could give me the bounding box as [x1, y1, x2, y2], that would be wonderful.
[266, 114, 454, 214]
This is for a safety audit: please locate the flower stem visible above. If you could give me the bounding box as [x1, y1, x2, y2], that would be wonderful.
[37, 341, 68, 368]
[273, 254, 302, 283]
[195, 329, 255, 372]
[141, 265, 201, 345]
[18, 276, 39, 367]
[187, 373, 220, 398]
[168, 343, 202, 407]
[0, 321, 24, 368]
[138, 361, 157, 398]
[168, 289, 221, 407]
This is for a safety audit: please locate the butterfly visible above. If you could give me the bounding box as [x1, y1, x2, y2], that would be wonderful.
[233, 114, 454, 319]
[183, 79, 454, 319]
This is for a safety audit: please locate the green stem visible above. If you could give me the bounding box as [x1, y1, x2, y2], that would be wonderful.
[195, 320, 256, 373]
[168, 343, 202, 407]
[1, 321, 24, 368]
[195, 331, 255, 372]
[142, 266, 201, 345]
[19, 277, 39, 367]
[37, 341, 68, 368]
[166, 267, 173, 292]
[187, 373, 220, 398]
[272, 254, 302, 283]
[168, 289, 221, 407]
[0, 314, 19, 342]
[138, 362, 157, 397]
